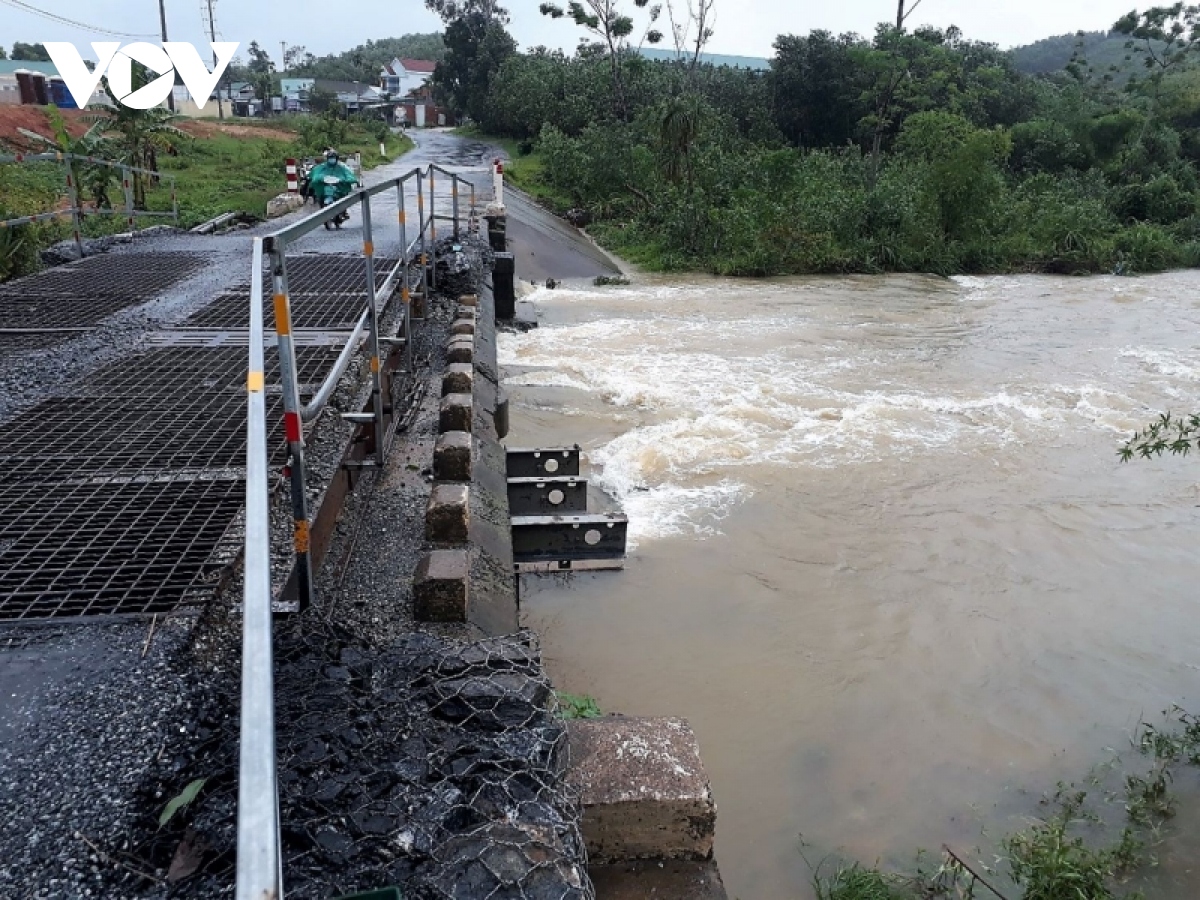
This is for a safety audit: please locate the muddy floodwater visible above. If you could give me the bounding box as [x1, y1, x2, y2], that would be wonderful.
[499, 272, 1200, 899]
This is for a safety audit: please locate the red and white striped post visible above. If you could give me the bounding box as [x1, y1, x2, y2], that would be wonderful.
[493, 158, 504, 208]
[285, 158, 299, 193]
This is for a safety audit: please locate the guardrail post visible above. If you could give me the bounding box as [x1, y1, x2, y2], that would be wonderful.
[398, 180, 413, 373]
[361, 193, 385, 466]
[452, 176, 459, 239]
[62, 154, 84, 259]
[121, 165, 135, 233]
[236, 236, 284, 900]
[416, 169, 428, 320]
[428, 166, 437, 294]
[470, 182, 476, 233]
[171, 176, 179, 224]
[269, 241, 315, 610]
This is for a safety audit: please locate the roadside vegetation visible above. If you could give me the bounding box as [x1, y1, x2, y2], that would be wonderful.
[436, 1, 1200, 277]
[808, 708, 1200, 900]
[0, 72, 411, 280]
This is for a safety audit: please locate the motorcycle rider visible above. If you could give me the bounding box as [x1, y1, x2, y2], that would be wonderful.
[309, 149, 357, 198]
[309, 149, 359, 228]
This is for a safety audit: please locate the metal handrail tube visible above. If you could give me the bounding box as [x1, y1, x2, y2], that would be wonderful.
[232, 163, 478, 900]
[268, 169, 425, 245]
[300, 257, 403, 424]
[236, 237, 283, 900]
[0, 151, 65, 163]
[360, 192, 386, 464]
[300, 308, 369, 423]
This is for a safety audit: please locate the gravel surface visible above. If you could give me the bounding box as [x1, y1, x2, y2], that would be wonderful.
[0, 132, 585, 899]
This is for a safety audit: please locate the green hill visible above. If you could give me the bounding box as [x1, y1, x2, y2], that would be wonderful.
[1010, 31, 1164, 83]
[289, 35, 445, 84]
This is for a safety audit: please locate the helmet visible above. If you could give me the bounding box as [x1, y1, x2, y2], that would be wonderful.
[326, 150, 339, 164]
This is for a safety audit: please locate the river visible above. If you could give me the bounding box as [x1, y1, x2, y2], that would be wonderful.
[498, 271, 1200, 899]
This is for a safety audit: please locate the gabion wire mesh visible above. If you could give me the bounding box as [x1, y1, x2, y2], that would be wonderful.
[120, 627, 592, 900]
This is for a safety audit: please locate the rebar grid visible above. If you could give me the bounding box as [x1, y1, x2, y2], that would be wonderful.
[185, 292, 373, 331]
[0, 252, 206, 299]
[0, 394, 289, 482]
[0, 477, 244, 620]
[0, 332, 77, 352]
[87, 347, 340, 397]
[0, 295, 150, 329]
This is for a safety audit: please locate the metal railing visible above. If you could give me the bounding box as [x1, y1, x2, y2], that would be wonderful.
[237, 162, 478, 900]
[0, 151, 179, 257]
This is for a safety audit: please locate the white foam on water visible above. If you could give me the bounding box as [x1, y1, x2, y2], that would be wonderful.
[1119, 346, 1200, 381]
[501, 294, 1196, 544]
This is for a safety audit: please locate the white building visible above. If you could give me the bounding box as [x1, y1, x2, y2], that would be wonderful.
[379, 58, 436, 98]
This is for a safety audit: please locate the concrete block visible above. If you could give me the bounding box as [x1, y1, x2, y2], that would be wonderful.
[568, 717, 715, 864]
[413, 549, 469, 622]
[439, 393, 473, 433]
[426, 484, 470, 544]
[459, 294, 479, 308]
[451, 318, 475, 336]
[434, 431, 472, 482]
[590, 860, 729, 900]
[456, 304, 477, 319]
[493, 251, 515, 275]
[442, 363, 474, 397]
[446, 338, 474, 365]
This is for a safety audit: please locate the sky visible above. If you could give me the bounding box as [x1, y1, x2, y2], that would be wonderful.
[0, 0, 1151, 66]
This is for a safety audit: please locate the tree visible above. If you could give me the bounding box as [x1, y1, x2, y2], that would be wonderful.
[95, 65, 188, 209]
[433, 15, 517, 121]
[539, 0, 665, 120]
[290, 35, 445, 83]
[663, 0, 716, 72]
[252, 72, 278, 114]
[425, 0, 509, 35]
[0, 46, 7, 60]
[1115, 4, 1200, 103]
[308, 86, 338, 114]
[1121, 413, 1200, 460]
[21, 107, 115, 207]
[770, 32, 865, 149]
[282, 44, 307, 72]
[11, 42, 50, 62]
[247, 41, 276, 74]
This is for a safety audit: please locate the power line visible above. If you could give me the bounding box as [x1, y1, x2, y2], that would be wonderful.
[0, 0, 158, 39]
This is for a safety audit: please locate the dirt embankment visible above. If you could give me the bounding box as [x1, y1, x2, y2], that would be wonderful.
[0, 106, 299, 151]
[178, 120, 298, 142]
[0, 106, 90, 150]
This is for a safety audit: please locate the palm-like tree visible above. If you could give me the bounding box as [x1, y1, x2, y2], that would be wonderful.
[21, 106, 116, 208]
[92, 65, 189, 209]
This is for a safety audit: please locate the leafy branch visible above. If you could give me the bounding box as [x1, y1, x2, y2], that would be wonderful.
[1119, 411, 1200, 461]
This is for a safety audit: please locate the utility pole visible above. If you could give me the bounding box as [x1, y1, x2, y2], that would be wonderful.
[281, 41, 287, 73]
[896, 0, 925, 30]
[206, 0, 225, 120]
[157, 0, 175, 111]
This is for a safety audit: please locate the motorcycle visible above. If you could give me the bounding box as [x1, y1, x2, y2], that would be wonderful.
[297, 158, 317, 203]
[316, 172, 357, 230]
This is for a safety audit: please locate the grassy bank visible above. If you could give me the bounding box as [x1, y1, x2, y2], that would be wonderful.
[150, 117, 413, 228]
[0, 112, 413, 279]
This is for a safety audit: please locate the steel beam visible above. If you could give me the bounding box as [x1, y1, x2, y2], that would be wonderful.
[511, 513, 627, 564]
[507, 476, 588, 516]
[506, 446, 581, 478]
